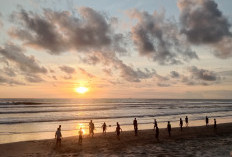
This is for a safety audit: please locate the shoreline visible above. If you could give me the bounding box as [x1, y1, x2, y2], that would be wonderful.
[1, 117, 232, 145]
[1, 122, 232, 156]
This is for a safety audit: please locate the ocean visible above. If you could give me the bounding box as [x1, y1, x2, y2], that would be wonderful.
[0, 98, 232, 144]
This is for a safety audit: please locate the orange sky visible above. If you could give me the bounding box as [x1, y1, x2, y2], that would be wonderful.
[0, 0, 232, 99]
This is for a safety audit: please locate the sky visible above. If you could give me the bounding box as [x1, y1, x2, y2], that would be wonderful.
[0, 0, 232, 99]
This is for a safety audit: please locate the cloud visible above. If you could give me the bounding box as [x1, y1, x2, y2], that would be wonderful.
[116, 60, 156, 82]
[0, 75, 24, 85]
[59, 65, 76, 74]
[79, 68, 95, 78]
[102, 68, 112, 76]
[9, 7, 126, 55]
[0, 57, 9, 66]
[129, 9, 198, 65]
[1, 67, 17, 77]
[0, 43, 47, 74]
[80, 55, 100, 65]
[157, 82, 170, 87]
[9, 9, 67, 54]
[170, 71, 180, 78]
[52, 75, 57, 80]
[10, 6, 156, 82]
[153, 67, 222, 87]
[178, 0, 231, 44]
[81, 51, 156, 82]
[178, 0, 232, 58]
[213, 37, 232, 58]
[218, 70, 232, 76]
[175, 66, 222, 86]
[187, 66, 219, 81]
[0, 43, 47, 84]
[155, 73, 169, 81]
[25, 74, 44, 83]
[59, 65, 76, 80]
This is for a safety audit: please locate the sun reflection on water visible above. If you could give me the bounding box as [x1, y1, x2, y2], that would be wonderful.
[76, 123, 86, 135]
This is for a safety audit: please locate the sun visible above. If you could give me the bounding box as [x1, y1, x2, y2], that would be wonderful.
[75, 87, 89, 94]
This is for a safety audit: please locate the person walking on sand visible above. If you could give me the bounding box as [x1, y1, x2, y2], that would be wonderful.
[89, 120, 95, 137]
[167, 121, 171, 137]
[155, 126, 159, 141]
[154, 119, 158, 129]
[206, 116, 209, 126]
[102, 122, 107, 135]
[78, 127, 83, 145]
[116, 122, 122, 140]
[55, 127, 62, 148]
[180, 118, 183, 131]
[214, 119, 217, 129]
[133, 118, 138, 136]
[185, 116, 188, 127]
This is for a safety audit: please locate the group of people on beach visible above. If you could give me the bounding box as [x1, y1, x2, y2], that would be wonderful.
[154, 116, 216, 141]
[55, 116, 217, 147]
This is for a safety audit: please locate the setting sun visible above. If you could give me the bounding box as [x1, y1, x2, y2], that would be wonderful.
[75, 87, 89, 94]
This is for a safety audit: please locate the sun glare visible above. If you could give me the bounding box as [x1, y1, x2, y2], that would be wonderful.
[75, 87, 89, 94]
[76, 123, 86, 135]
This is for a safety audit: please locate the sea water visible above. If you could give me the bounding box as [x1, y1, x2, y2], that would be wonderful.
[0, 98, 232, 144]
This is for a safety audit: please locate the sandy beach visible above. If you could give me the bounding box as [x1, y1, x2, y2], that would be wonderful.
[1, 123, 232, 157]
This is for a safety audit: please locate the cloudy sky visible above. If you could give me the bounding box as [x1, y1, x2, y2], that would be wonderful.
[0, 0, 232, 98]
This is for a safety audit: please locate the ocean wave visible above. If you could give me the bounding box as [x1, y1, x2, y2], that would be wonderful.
[0, 109, 231, 125]
[0, 99, 231, 106]
[0, 107, 117, 114]
[1, 114, 232, 135]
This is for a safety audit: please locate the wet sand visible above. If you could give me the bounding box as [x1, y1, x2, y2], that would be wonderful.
[1, 123, 232, 157]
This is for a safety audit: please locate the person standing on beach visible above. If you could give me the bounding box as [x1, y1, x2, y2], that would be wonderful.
[133, 118, 138, 136]
[78, 127, 83, 145]
[155, 126, 159, 141]
[102, 122, 107, 135]
[89, 120, 95, 137]
[185, 116, 188, 127]
[154, 119, 158, 130]
[214, 119, 217, 129]
[89, 120, 91, 135]
[206, 116, 209, 126]
[167, 121, 171, 137]
[55, 127, 62, 148]
[116, 122, 122, 140]
[180, 118, 183, 131]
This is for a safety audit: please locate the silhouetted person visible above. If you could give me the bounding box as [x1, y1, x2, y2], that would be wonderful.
[89, 120, 95, 137]
[214, 119, 217, 129]
[55, 127, 62, 148]
[206, 116, 209, 126]
[185, 116, 188, 127]
[116, 122, 122, 140]
[180, 118, 183, 131]
[133, 118, 138, 136]
[155, 126, 159, 141]
[102, 122, 107, 135]
[78, 127, 83, 145]
[89, 120, 91, 135]
[167, 121, 171, 137]
[154, 119, 158, 129]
